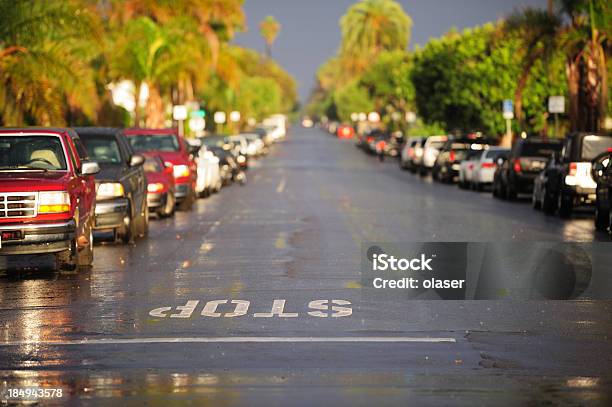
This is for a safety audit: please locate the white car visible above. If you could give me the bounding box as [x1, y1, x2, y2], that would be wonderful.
[471, 148, 510, 190]
[400, 136, 423, 170]
[240, 133, 265, 156]
[458, 152, 482, 189]
[195, 146, 222, 197]
[420, 135, 448, 175]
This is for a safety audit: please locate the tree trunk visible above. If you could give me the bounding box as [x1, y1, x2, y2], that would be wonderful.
[566, 59, 579, 132]
[514, 48, 544, 127]
[145, 85, 165, 129]
[265, 42, 272, 59]
[134, 81, 142, 128]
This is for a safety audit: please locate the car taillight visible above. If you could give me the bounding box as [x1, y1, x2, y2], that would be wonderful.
[569, 162, 578, 176]
[367, 137, 374, 143]
[513, 159, 522, 173]
[608, 148, 612, 152]
[408, 148, 415, 157]
[449, 150, 455, 162]
[481, 162, 496, 169]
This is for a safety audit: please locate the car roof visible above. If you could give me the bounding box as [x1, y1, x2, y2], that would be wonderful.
[73, 127, 122, 138]
[124, 128, 178, 136]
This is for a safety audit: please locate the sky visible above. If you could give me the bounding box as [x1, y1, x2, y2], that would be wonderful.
[233, 0, 547, 103]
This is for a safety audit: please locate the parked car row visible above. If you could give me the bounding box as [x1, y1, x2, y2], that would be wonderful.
[400, 132, 612, 234]
[326, 122, 612, 235]
[0, 123, 283, 271]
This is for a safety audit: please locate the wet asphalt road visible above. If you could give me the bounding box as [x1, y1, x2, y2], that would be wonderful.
[1, 126, 612, 406]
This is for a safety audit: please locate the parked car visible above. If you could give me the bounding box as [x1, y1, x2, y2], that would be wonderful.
[432, 137, 493, 183]
[493, 138, 563, 201]
[209, 146, 246, 186]
[241, 133, 265, 156]
[470, 148, 510, 191]
[195, 146, 222, 197]
[419, 135, 448, 175]
[337, 125, 354, 139]
[125, 128, 197, 211]
[0, 128, 99, 270]
[225, 135, 249, 169]
[263, 114, 287, 140]
[76, 127, 148, 244]
[530, 132, 612, 217]
[399, 136, 423, 171]
[591, 150, 612, 232]
[458, 149, 485, 189]
[143, 155, 175, 218]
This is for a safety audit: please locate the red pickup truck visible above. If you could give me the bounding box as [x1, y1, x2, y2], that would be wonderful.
[0, 128, 100, 270]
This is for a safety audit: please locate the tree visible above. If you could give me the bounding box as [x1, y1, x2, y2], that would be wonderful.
[506, 0, 609, 132]
[0, 0, 100, 126]
[333, 81, 375, 122]
[339, 0, 412, 74]
[259, 15, 281, 58]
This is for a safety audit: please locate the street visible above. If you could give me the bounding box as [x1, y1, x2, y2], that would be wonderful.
[1, 126, 611, 405]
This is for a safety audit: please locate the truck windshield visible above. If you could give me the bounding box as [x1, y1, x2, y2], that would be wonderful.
[128, 135, 179, 152]
[80, 135, 123, 164]
[0, 135, 67, 170]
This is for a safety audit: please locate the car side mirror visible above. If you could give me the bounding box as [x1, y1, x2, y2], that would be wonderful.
[81, 161, 100, 175]
[130, 154, 145, 167]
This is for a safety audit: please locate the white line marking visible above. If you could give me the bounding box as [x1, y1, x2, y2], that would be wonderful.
[0, 336, 456, 347]
[276, 177, 286, 193]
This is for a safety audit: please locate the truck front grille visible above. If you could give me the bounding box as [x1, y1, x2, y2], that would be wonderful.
[0, 193, 37, 218]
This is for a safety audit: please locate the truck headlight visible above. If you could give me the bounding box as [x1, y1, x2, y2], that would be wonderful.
[173, 164, 190, 178]
[38, 191, 70, 213]
[97, 182, 124, 199]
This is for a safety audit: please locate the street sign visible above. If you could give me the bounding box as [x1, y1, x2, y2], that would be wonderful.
[368, 112, 381, 123]
[548, 96, 565, 114]
[229, 111, 241, 122]
[191, 109, 206, 118]
[503, 99, 514, 120]
[405, 111, 417, 123]
[172, 105, 188, 121]
[214, 111, 226, 124]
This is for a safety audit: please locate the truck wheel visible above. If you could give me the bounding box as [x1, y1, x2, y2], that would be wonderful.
[558, 192, 573, 218]
[77, 219, 94, 267]
[506, 183, 517, 201]
[55, 242, 77, 271]
[594, 205, 610, 231]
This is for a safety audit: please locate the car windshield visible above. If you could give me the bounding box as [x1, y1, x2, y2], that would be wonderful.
[0, 135, 67, 170]
[200, 137, 227, 148]
[128, 134, 179, 152]
[581, 136, 612, 161]
[520, 142, 562, 158]
[485, 150, 509, 160]
[143, 156, 163, 172]
[80, 135, 122, 164]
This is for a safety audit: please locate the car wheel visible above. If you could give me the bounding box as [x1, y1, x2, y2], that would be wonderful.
[542, 186, 557, 215]
[138, 203, 149, 238]
[594, 205, 609, 231]
[506, 183, 517, 201]
[178, 188, 195, 211]
[532, 190, 542, 210]
[159, 192, 175, 218]
[120, 204, 136, 244]
[419, 167, 427, 177]
[77, 218, 94, 267]
[558, 192, 573, 219]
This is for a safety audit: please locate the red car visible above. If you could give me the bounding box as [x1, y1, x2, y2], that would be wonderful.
[124, 128, 197, 211]
[0, 128, 100, 270]
[337, 125, 355, 139]
[143, 154, 175, 218]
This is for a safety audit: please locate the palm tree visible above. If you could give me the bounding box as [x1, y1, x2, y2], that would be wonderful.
[339, 0, 412, 72]
[506, 0, 609, 132]
[259, 16, 281, 58]
[0, 0, 99, 125]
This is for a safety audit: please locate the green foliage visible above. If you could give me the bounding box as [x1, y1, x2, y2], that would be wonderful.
[333, 81, 375, 122]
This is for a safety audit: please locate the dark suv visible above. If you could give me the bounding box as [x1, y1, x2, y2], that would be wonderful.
[493, 138, 563, 200]
[532, 132, 612, 217]
[76, 128, 148, 243]
[592, 151, 612, 232]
